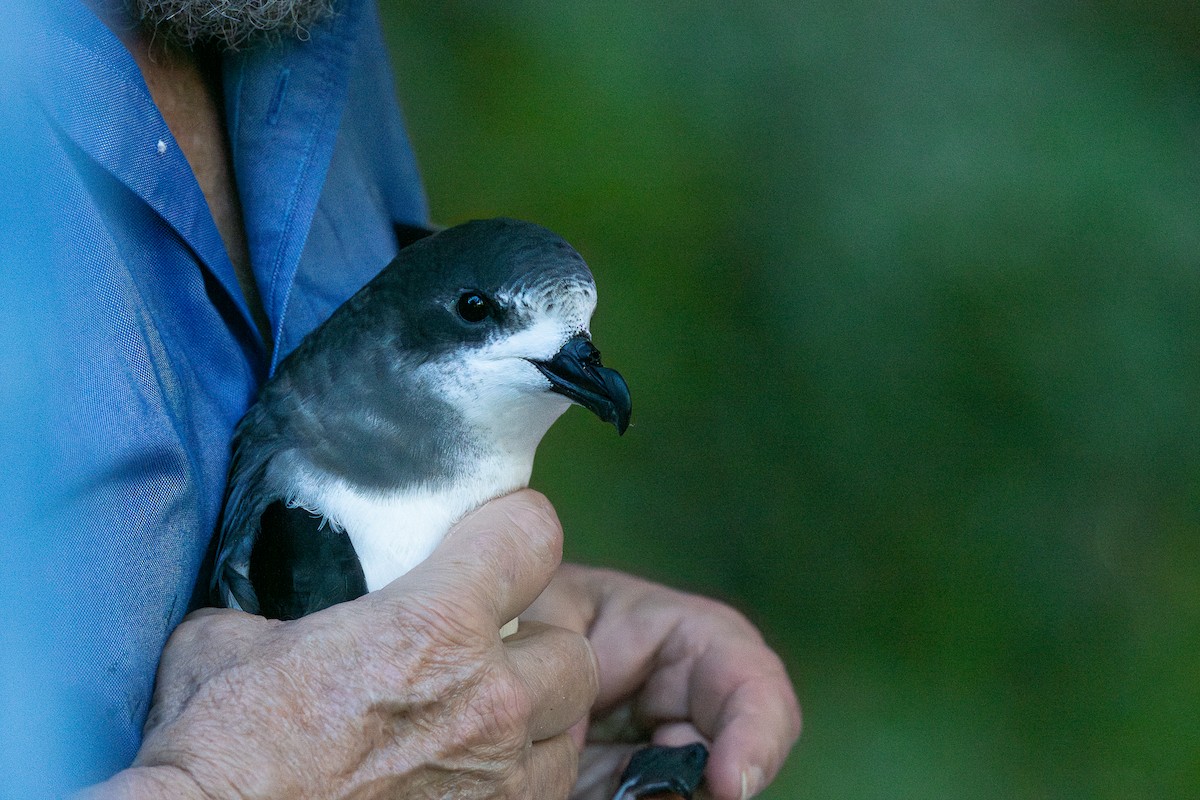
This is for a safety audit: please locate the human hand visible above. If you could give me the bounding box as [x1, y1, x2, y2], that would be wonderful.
[82, 490, 598, 800]
[524, 565, 800, 800]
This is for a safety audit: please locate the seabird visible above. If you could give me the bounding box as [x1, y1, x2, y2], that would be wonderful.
[210, 218, 631, 621]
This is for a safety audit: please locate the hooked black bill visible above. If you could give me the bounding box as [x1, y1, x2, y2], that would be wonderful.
[530, 334, 631, 434]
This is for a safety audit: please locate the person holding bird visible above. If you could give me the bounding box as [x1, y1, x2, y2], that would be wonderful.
[2, 1, 801, 798]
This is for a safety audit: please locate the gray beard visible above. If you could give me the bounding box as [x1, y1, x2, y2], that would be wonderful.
[129, 0, 337, 51]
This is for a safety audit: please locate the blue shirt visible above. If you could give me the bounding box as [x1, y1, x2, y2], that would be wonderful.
[0, 0, 427, 790]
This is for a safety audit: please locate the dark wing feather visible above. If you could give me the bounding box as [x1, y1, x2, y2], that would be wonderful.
[211, 406, 280, 614]
[212, 223, 434, 616]
[248, 502, 368, 620]
[212, 379, 371, 618]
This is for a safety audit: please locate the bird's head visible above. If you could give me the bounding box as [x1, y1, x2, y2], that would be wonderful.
[354, 219, 631, 453]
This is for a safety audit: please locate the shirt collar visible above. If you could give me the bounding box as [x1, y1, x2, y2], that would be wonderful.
[222, 1, 366, 371]
[36, 1, 367, 365]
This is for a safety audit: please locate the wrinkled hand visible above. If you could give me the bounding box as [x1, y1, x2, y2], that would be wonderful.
[525, 566, 801, 800]
[84, 491, 598, 800]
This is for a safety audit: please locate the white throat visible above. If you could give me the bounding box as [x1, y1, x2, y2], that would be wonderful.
[277, 408, 564, 591]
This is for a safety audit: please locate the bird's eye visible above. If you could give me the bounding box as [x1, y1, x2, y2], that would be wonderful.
[456, 291, 491, 323]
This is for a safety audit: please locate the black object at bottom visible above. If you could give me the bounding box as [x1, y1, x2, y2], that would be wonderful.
[248, 501, 368, 620]
[612, 743, 709, 800]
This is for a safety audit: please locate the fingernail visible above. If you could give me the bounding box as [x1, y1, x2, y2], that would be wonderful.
[740, 765, 764, 800]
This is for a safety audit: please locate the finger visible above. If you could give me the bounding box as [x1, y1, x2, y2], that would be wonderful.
[591, 594, 799, 800]
[522, 563, 597, 635]
[703, 679, 800, 800]
[667, 651, 799, 800]
[155, 608, 265, 685]
[505, 620, 599, 741]
[651, 721, 710, 750]
[525, 732, 579, 800]
[378, 490, 564, 627]
[144, 611, 271, 736]
[181, 607, 230, 622]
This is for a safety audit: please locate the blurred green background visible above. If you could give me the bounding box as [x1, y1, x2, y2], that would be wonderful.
[381, 2, 1200, 797]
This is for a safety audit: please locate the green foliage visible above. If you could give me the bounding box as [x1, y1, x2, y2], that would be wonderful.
[382, 2, 1200, 796]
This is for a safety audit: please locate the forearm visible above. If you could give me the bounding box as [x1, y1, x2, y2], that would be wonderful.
[74, 766, 207, 800]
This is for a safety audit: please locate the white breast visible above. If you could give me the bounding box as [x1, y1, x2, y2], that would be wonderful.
[278, 452, 536, 592]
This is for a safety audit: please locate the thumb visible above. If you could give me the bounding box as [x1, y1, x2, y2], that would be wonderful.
[373, 489, 564, 628]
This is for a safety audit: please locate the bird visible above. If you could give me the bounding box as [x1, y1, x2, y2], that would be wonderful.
[210, 218, 631, 621]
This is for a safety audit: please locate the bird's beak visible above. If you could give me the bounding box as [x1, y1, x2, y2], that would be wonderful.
[530, 334, 632, 434]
